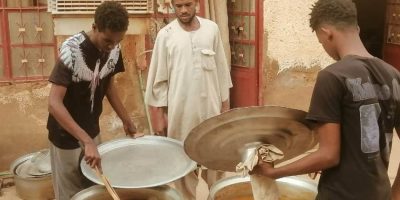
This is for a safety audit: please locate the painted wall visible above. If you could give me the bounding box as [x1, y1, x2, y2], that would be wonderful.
[0, 19, 152, 171]
[262, 0, 333, 111]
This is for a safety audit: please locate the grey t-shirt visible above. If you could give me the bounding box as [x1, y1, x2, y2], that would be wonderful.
[307, 55, 400, 200]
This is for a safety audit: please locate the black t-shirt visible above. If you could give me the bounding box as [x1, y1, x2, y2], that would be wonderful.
[307, 55, 400, 200]
[47, 32, 124, 149]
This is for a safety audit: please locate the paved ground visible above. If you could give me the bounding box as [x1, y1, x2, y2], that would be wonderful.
[1, 136, 399, 200]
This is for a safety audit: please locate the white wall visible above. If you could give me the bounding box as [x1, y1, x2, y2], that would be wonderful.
[264, 0, 332, 72]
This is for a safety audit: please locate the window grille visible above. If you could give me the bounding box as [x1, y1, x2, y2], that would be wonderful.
[47, 0, 153, 14]
[0, 0, 57, 82]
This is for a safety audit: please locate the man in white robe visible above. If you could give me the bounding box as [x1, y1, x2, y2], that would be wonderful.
[145, 0, 232, 199]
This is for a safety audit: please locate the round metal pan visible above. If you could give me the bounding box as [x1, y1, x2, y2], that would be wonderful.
[72, 185, 183, 200]
[80, 136, 197, 188]
[209, 175, 317, 200]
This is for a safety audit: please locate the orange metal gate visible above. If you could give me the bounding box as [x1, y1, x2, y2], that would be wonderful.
[0, 0, 56, 82]
[227, 0, 263, 108]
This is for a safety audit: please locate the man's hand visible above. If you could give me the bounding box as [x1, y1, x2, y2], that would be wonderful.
[221, 100, 230, 113]
[250, 123, 340, 180]
[155, 127, 168, 137]
[249, 162, 276, 179]
[123, 120, 137, 136]
[123, 120, 145, 138]
[149, 106, 168, 137]
[83, 139, 101, 170]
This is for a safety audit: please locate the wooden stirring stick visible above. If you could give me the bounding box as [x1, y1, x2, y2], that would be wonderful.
[95, 166, 121, 200]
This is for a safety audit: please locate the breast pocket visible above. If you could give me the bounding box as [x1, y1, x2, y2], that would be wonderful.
[200, 49, 216, 71]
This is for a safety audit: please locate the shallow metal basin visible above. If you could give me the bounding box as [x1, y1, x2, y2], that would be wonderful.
[209, 176, 317, 200]
[71, 185, 182, 200]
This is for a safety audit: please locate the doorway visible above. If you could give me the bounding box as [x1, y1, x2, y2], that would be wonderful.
[353, 0, 387, 59]
[381, 0, 400, 71]
[227, 0, 263, 108]
[354, 0, 400, 71]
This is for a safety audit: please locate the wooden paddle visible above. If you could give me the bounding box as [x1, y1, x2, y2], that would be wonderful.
[94, 166, 121, 200]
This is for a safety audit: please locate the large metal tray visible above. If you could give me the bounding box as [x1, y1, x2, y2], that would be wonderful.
[185, 106, 317, 172]
[80, 136, 197, 188]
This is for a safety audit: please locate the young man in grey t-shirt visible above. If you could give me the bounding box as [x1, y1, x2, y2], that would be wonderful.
[250, 0, 400, 199]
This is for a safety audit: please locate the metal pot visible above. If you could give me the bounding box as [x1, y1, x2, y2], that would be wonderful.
[209, 176, 317, 200]
[71, 185, 183, 200]
[10, 151, 54, 200]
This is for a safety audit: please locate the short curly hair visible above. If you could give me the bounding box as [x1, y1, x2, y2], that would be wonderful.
[309, 0, 357, 31]
[94, 1, 129, 32]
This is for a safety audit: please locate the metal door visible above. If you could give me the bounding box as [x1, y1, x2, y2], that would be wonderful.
[227, 0, 263, 107]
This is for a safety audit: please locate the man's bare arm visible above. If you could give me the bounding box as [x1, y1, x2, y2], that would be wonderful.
[251, 123, 341, 179]
[106, 78, 137, 136]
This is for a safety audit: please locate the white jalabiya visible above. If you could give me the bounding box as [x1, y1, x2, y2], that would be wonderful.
[145, 16, 232, 141]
